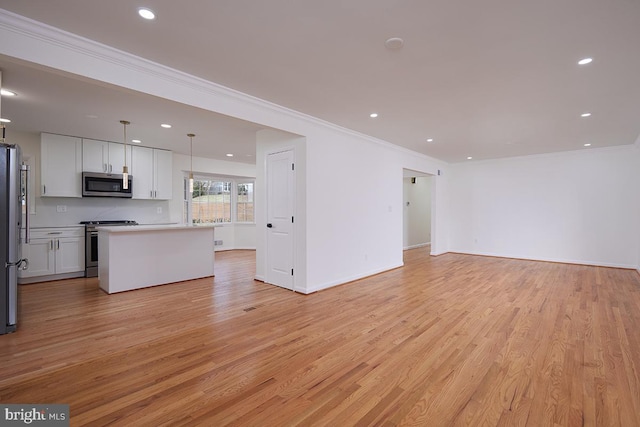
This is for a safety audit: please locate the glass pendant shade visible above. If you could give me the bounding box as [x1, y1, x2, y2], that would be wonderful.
[122, 166, 129, 190]
[188, 133, 195, 193]
[120, 120, 130, 190]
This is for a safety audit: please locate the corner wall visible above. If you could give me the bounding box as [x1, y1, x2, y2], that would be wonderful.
[448, 146, 640, 268]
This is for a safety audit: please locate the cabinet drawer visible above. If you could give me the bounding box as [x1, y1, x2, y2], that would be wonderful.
[28, 227, 85, 240]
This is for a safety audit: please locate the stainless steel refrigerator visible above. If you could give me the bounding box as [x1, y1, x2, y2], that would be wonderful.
[1, 140, 30, 335]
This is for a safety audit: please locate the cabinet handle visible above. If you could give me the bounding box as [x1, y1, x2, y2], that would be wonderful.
[43, 185, 46, 195]
[104, 163, 108, 173]
[57, 239, 60, 250]
[109, 164, 113, 173]
[150, 190, 153, 198]
[48, 232, 62, 235]
[50, 240, 53, 250]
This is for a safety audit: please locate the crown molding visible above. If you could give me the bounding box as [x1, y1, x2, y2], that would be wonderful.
[0, 8, 444, 165]
[449, 142, 637, 166]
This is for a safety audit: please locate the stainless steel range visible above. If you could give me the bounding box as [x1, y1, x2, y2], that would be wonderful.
[80, 220, 138, 277]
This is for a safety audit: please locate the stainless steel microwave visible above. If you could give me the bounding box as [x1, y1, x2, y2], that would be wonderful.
[82, 172, 132, 198]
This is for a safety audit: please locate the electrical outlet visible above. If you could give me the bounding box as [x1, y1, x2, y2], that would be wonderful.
[214, 240, 223, 246]
[156, 207, 162, 214]
[56, 205, 67, 213]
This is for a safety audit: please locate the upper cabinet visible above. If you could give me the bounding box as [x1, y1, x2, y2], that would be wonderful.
[82, 138, 132, 174]
[153, 149, 173, 200]
[131, 146, 172, 200]
[41, 133, 82, 197]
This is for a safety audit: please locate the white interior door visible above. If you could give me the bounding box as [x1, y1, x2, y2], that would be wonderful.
[266, 150, 294, 290]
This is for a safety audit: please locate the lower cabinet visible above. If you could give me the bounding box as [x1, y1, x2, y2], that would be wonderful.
[19, 227, 85, 283]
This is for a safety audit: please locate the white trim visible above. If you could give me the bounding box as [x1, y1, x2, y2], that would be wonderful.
[450, 143, 637, 165]
[430, 250, 449, 256]
[449, 249, 638, 270]
[215, 246, 256, 252]
[305, 263, 404, 294]
[403, 242, 431, 250]
[0, 8, 445, 165]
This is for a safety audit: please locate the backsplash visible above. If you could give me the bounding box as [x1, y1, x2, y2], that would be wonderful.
[31, 197, 172, 227]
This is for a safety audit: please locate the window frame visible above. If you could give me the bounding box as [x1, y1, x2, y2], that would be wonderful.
[184, 174, 255, 226]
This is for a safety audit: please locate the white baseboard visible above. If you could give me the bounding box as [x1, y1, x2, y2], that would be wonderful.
[305, 263, 404, 294]
[214, 246, 256, 252]
[403, 242, 431, 251]
[430, 250, 448, 256]
[449, 249, 637, 270]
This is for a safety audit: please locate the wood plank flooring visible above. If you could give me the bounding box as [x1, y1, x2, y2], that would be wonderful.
[1, 249, 639, 426]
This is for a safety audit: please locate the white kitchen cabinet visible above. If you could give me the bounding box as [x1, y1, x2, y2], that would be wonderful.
[20, 239, 55, 277]
[82, 138, 131, 174]
[19, 227, 85, 283]
[131, 146, 172, 200]
[41, 133, 82, 197]
[153, 149, 173, 200]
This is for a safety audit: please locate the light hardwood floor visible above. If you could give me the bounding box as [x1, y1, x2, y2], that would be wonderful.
[1, 249, 639, 426]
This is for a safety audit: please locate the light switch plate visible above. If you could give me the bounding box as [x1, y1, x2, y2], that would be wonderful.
[56, 205, 67, 213]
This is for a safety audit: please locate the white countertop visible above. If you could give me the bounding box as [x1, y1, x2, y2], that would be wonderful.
[97, 224, 218, 233]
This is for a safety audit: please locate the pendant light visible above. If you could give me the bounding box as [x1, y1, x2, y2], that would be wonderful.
[188, 133, 195, 193]
[120, 120, 130, 190]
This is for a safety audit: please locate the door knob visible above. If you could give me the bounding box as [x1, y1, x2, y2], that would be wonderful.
[267, 223, 273, 228]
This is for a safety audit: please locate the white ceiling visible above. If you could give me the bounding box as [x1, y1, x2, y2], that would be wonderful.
[1, 0, 639, 163]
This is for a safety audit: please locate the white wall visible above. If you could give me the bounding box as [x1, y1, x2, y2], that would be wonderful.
[403, 176, 432, 249]
[448, 146, 640, 268]
[303, 131, 445, 293]
[636, 139, 640, 274]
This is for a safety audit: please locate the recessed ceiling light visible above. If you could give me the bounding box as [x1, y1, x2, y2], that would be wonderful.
[385, 37, 404, 50]
[370, 113, 378, 118]
[467, 156, 473, 160]
[578, 57, 593, 65]
[0, 118, 11, 123]
[132, 139, 141, 143]
[138, 8, 155, 20]
[161, 123, 172, 128]
[86, 114, 98, 119]
[584, 143, 592, 147]
[581, 112, 591, 117]
[426, 138, 434, 142]
[226, 153, 234, 157]
[1, 89, 17, 97]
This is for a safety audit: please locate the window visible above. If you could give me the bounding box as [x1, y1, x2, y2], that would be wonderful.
[236, 182, 254, 223]
[185, 176, 255, 225]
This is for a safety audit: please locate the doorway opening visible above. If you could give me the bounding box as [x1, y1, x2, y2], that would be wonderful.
[402, 169, 434, 257]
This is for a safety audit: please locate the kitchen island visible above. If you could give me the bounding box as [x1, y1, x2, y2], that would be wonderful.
[98, 224, 216, 294]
